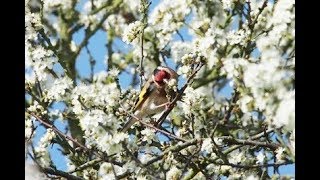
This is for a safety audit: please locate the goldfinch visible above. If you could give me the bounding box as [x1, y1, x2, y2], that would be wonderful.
[121, 66, 178, 132]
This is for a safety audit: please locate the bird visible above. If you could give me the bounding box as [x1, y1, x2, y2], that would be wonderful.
[120, 66, 178, 132]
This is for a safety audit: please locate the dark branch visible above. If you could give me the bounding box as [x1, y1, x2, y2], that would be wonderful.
[128, 113, 188, 142]
[219, 136, 280, 151]
[69, 158, 103, 173]
[215, 161, 293, 170]
[28, 111, 90, 152]
[43, 167, 85, 180]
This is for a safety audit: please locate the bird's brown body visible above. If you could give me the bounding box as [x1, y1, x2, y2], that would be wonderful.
[121, 66, 178, 132]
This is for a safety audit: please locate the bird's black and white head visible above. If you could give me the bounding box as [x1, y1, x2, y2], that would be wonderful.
[152, 66, 178, 87]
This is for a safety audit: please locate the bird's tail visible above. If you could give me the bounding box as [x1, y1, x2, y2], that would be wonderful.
[120, 118, 137, 132]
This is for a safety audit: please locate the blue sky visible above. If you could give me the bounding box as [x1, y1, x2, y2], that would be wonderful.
[29, 0, 294, 177]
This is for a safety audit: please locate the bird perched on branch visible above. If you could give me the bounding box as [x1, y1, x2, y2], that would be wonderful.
[121, 66, 178, 132]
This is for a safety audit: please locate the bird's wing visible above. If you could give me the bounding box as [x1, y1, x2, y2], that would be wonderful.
[133, 80, 156, 111]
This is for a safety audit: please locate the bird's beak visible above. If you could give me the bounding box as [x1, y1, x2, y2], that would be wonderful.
[163, 78, 169, 83]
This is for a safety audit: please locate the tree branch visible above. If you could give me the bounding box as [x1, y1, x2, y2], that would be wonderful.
[43, 167, 85, 180]
[69, 158, 103, 173]
[139, 0, 151, 89]
[176, 30, 185, 42]
[215, 161, 293, 170]
[27, 111, 123, 167]
[208, 128, 276, 164]
[27, 111, 90, 152]
[143, 139, 199, 166]
[219, 136, 280, 151]
[128, 113, 188, 142]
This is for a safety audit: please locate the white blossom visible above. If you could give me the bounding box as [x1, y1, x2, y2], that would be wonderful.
[25, 164, 48, 180]
[46, 76, 73, 101]
[137, 176, 148, 180]
[256, 151, 265, 164]
[83, 168, 98, 180]
[109, 68, 120, 77]
[227, 29, 249, 45]
[177, 65, 191, 78]
[99, 162, 113, 177]
[25, 117, 35, 140]
[43, 0, 73, 11]
[201, 138, 213, 154]
[171, 41, 193, 63]
[222, 58, 248, 79]
[122, 21, 143, 44]
[141, 128, 156, 144]
[275, 147, 286, 163]
[34, 129, 56, 167]
[245, 174, 259, 180]
[238, 95, 254, 113]
[221, 0, 234, 10]
[181, 87, 202, 115]
[104, 14, 127, 36]
[274, 91, 295, 131]
[167, 78, 178, 92]
[229, 151, 245, 164]
[166, 166, 182, 180]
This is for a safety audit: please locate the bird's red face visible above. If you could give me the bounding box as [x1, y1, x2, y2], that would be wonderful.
[153, 69, 171, 85]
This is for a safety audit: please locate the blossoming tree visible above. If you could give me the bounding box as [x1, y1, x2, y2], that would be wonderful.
[25, 0, 295, 179]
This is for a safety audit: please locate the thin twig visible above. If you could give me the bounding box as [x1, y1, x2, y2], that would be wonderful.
[143, 139, 199, 166]
[111, 164, 119, 180]
[208, 128, 276, 163]
[139, 25, 145, 90]
[139, 0, 151, 89]
[85, 45, 96, 82]
[128, 113, 188, 142]
[27, 111, 123, 166]
[219, 136, 280, 151]
[176, 30, 185, 42]
[69, 158, 103, 173]
[27, 111, 90, 152]
[222, 90, 239, 123]
[215, 161, 293, 170]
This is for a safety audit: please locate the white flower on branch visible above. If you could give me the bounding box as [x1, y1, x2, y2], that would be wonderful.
[137, 176, 148, 180]
[122, 21, 143, 44]
[141, 128, 157, 144]
[171, 41, 193, 63]
[221, 0, 234, 10]
[34, 129, 56, 167]
[104, 14, 127, 36]
[25, 163, 48, 180]
[46, 76, 73, 102]
[227, 29, 250, 46]
[274, 91, 295, 131]
[275, 147, 286, 163]
[43, 0, 73, 12]
[25, 117, 35, 140]
[245, 174, 259, 180]
[83, 168, 98, 180]
[181, 87, 203, 115]
[99, 162, 126, 179]
[201, 138, 213, 154]
[166, 165, 182, 180]
[256, 151, 265, 165]
[229, 150, 245, 164]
